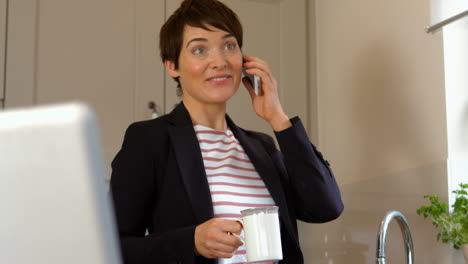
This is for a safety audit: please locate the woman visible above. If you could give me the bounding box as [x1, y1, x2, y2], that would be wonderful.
[110, 0, 344, 263]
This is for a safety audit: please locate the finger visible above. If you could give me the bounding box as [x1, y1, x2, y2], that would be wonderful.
[243, 60, 270, 73]
[244, 67, 267, 78]
[243, 54, 267, 66]
[232, 221, 243, 235]
[244, 68, 274, 92]
[212, 249, 235, 259]
[208, 236, 241, 255]
[211, 241, 239, 254]
[228, 233, 244, 247]
[243, 56, 270, 72]
[216, 232, 244, 248]
[205, 219, 241, 236]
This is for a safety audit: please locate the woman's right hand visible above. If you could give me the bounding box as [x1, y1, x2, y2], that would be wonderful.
[194, 218, 243, 259]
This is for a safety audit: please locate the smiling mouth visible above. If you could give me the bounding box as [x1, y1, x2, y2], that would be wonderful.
[209, 77, 229, 81]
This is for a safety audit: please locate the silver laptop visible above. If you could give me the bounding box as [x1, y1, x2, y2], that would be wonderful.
[0, 103, 122, 264]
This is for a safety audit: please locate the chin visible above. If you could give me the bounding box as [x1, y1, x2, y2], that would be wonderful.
[208, 96, 233, 104]
[209, 88, 237, 102]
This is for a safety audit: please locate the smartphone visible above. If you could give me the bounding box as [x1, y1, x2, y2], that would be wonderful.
[242, 67, 262, 96]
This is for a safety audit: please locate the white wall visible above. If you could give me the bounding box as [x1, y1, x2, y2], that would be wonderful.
[431, 0, 468, 25]
[299, 0, 464, 263]
[434, 0, 468, 207]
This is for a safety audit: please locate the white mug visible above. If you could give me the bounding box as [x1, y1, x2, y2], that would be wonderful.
[234, 206, 283, 263]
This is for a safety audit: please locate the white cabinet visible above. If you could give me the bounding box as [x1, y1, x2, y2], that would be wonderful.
[5, 0, 165, 178]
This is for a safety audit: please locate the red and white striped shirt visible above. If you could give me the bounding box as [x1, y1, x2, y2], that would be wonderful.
[194, 124, 275, 264]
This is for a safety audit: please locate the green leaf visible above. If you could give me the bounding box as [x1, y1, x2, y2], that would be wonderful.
[417, 183, 468, 250]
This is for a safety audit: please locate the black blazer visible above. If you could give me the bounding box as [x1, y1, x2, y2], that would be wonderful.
[110, 102, 343, 264]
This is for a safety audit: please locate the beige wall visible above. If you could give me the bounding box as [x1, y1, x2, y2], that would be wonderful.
[315, 0, 446, 183]
[299, 0, 463, 263]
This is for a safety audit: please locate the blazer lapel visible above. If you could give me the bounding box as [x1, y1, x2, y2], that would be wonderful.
[226, 116, 294, 235]
[167, 103, 214, 223]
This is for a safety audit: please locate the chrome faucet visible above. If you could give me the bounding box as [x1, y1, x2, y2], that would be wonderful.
[376, 210, 414, 264]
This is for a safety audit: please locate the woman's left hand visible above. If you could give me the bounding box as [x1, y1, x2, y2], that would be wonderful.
[242, 55, 291, 131]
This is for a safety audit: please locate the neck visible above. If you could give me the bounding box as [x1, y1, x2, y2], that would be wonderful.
[183, 98, 227, 131]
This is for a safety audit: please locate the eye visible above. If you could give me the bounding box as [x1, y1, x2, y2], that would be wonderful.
[225, 42, 237, 51]
[193, 47, 205, 55]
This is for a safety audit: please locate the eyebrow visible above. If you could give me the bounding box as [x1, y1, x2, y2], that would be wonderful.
[185, 33, 234, 48]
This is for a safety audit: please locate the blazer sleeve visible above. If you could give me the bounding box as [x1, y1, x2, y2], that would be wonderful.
[110, 123, 198, 264]
[273, 117, 344, 223]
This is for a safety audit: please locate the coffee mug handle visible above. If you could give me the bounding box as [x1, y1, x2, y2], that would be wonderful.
[228, 219, 245, 245]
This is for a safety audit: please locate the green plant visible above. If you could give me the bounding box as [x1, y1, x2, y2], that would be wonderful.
[417, 183, 468, 249]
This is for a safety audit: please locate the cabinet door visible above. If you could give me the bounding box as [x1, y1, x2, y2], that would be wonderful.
[5, 0, 165, 178]
[164, 0, 308, 137]
[0, 0, 6, 107]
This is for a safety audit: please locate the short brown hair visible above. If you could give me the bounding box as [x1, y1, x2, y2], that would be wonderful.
[159, 0, 243, 95]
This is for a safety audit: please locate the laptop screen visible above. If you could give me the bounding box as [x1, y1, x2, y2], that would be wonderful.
[0, 103, 122, 264]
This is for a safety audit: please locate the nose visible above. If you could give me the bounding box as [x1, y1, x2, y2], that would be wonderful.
[209, 50, 228, 69]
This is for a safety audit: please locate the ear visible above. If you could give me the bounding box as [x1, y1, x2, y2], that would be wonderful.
[164, 60, 180, 78]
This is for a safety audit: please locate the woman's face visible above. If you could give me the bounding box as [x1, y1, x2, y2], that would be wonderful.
[166, 24, 243, 106]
